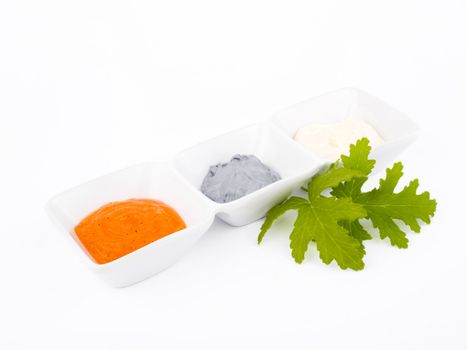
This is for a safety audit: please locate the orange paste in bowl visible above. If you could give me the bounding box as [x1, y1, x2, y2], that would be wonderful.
[74, 199, 186, 264]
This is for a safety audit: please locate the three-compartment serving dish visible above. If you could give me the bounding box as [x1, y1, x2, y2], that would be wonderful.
[46, 88, 420, 287]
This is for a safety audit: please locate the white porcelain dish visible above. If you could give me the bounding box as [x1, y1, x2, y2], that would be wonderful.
[46, 88, 420, 287]
[271, 88, 420, 173]
[173, 123, 322, 226]
[46, 163, 215, 287]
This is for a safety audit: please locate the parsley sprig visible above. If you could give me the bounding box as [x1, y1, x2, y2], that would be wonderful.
[258, 138, 437, 270]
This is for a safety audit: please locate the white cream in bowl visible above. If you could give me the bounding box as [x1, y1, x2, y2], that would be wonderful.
[294, 118, 384, 161]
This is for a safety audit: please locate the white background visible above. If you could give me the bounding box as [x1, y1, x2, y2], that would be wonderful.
[1, 0, 466, 349]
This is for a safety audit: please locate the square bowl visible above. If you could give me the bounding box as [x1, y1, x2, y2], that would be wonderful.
[45, 162, 215, 287]
[271, 87, 420, 173]
[173, 123, 324, 226]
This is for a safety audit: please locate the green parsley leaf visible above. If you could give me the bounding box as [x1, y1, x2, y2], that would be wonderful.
[258, 164, 367, 270]
[331, 138, 375, 245]
[258, 137, 437, 270]
[340, 219, 372, 243]
[331, 137, 374, 198]
[332, 139, 437, 248]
